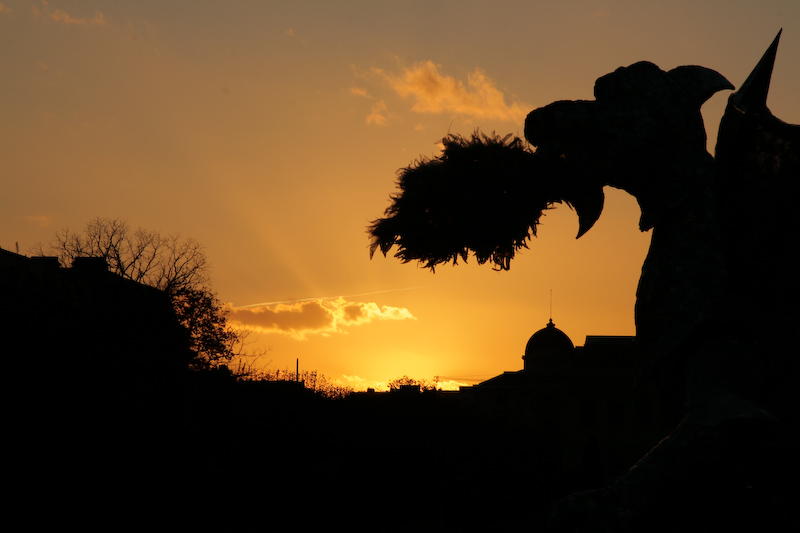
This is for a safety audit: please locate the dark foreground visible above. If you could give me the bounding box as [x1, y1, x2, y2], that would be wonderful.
[13, 372, 797, 532]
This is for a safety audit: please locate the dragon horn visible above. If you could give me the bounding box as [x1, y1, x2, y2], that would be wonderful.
[731, 29, 782, 113]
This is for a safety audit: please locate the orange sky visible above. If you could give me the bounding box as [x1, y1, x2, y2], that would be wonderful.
[2, 1, 799, 390]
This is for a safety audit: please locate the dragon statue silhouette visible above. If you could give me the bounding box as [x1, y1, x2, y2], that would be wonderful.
[370, 32, 798, 528]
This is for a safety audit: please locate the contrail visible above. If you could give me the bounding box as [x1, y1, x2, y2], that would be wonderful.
[232, 286, 425, 309]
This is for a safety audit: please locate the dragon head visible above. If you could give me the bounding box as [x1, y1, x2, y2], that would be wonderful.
[525, 61, 733, 232]
[369, 62, 733, 270]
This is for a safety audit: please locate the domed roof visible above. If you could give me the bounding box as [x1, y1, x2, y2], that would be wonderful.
[523, 319, 574, 370]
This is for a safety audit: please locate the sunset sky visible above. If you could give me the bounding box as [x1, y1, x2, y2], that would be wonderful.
[2, 1, 799, 390]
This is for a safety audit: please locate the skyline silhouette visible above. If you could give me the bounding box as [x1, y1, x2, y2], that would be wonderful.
[6, 246, 794, 529]
[3, 247, 681, 530]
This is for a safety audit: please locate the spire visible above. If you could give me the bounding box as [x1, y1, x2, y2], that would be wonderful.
[731, 29, 782, 113]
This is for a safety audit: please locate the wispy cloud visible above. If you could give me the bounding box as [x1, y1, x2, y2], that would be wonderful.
[227, 297, 415, 340]
[436, 379, 468, 391]
[237, 287, 423, 308]
[341, 374, 367, 385]
[349, 86, 370, 98]
[32, 4, 105, 26]
[365, 100, 390, 125]
[372, 61, 529, 123]
[349, 85, 395, 125]
[285, 28, 306, 44]
[23, 215, 52, 228]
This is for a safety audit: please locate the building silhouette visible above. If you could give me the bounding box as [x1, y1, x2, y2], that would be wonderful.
[1, 248, 190, 396]
[460, 319, 678, 484]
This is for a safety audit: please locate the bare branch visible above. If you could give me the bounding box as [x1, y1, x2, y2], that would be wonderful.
[37, 217, 229, 368]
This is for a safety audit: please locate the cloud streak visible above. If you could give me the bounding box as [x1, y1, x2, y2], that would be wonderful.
[373, 61, 529, 123]
[236, 286, 424, 308]
[32, 5, 105, 26]
[227, 297, 415, 340]
[23, 215, 52, 228]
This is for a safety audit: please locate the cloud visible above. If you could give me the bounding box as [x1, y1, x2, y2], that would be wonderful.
[373, 61, 529, 123]
[341, 374, 367, 385]
[32, 4, 105, 26]
[23, 215, 52, 228]
[365, 100, 390, 125]
[227, 297, 415, 339]
[436, 380, 468, 391]
[348, 86, 394, 125]
[285, 27, 306, 44]
[349, 86, 370, 98]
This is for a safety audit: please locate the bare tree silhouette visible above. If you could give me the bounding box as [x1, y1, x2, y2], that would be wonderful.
[37, 217, 241, 368]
